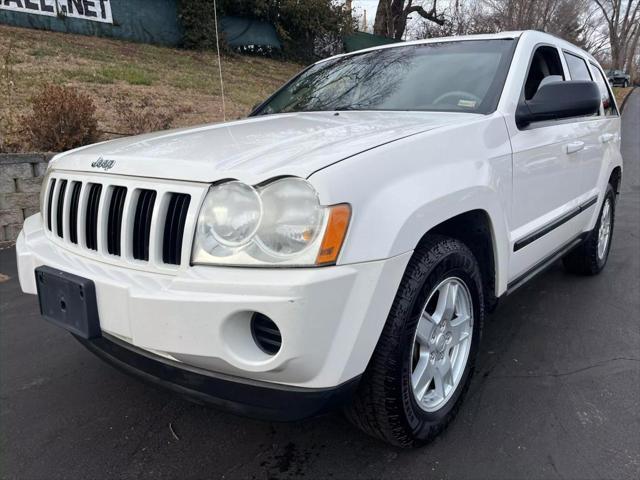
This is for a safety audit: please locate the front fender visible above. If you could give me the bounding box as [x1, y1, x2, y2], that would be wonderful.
[310, 115, 513, 296]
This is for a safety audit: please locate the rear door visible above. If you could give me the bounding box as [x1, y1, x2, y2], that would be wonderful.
[562, 51, 610, 203]
[585, 62, 621, 197]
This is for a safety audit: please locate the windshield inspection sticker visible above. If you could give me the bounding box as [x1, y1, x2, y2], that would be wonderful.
[458, 99, 477, 108]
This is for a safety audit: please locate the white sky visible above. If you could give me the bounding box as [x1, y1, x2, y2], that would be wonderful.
[352, 0, 379, 29]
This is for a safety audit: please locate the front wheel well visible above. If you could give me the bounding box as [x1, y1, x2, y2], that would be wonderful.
[417, 210, 498, 311]
[609, 167, 622, 194]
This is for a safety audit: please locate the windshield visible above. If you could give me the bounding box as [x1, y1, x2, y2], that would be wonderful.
[254, 39, 516, 116]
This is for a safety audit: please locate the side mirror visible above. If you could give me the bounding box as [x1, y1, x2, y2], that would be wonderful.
[516, 80, 601, 128]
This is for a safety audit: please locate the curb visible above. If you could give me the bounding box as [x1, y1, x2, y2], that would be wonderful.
[619, 87, 637, 113]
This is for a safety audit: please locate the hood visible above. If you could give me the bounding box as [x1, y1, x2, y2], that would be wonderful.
[52, 111, 479, 184]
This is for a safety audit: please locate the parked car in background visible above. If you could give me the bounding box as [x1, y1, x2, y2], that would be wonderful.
[607, 69, 631, 87]
[16, 30, 623, 447]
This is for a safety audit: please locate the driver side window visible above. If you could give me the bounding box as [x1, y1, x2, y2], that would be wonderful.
[524, 46, 565, 100]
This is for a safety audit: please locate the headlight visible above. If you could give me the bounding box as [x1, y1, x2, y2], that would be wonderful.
[192, 178, 351, 267]
[197, 181, 262, 248]
[257, 178, 323, 256]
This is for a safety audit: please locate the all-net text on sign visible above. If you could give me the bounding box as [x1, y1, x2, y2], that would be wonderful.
[1, 0, 113, 24]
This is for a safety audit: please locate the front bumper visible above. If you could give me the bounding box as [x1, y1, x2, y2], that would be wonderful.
[17, 214, 411, 392]
[78, 333, 360, 421]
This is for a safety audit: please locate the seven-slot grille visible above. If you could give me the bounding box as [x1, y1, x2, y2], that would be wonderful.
[44, 174, 200, 270]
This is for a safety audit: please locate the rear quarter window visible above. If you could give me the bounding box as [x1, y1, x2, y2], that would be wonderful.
[590, 63, 619, 116]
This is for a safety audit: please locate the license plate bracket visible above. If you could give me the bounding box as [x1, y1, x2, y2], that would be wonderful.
[35, 266, 101, 339]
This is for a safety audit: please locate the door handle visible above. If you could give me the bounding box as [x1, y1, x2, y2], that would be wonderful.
[600, 133, 615, 143]
[566, 141, 585, 154]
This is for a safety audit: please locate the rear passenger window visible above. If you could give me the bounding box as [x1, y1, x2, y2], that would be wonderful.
[591, 64, 619, 116]
[564, 52, 592, 81]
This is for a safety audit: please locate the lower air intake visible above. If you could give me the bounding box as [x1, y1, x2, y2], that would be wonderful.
[251, 313, 282, 355]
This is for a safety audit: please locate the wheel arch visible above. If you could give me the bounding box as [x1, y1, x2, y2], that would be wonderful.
[609, 166, 622, 194]
[417, 209, 500, 310]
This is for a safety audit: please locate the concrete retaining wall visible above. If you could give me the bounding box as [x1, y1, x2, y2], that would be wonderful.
[0, 153, 53, 242]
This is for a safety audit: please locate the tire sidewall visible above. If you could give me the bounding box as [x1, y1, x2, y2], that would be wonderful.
[398, 248, 483, 439]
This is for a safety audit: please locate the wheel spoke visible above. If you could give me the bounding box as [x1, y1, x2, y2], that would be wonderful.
[412, 355, 435, 399]
[433, 357, 453, 399]
[449, 314, 470, 346]
[415, 312, 435, 345]
[434, 282, 458, 323]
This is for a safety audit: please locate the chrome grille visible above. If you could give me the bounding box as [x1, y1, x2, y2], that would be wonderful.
[163, 193, 191, 265]
[43, 172, 206, 273]
[68, 181, 82, 245]
[55, 179, 67, 238]
[132, 189, 156, 261]
[107, 186, 127, 256]
[46, 178, 56, 231]
[85, 183, 102, 251]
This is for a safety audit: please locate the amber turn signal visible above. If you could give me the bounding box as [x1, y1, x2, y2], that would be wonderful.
[316, 204, 351, 265]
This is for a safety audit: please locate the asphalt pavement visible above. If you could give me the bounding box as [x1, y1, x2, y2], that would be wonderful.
[1, 91, 639, 480]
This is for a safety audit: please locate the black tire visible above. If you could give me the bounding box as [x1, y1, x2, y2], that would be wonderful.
[623, 80, 629, 88]
[562, 184, 616, 275]
[345, 235, 484, 448]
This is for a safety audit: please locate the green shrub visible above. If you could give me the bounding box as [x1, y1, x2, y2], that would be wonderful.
[178, 0, 219, 50]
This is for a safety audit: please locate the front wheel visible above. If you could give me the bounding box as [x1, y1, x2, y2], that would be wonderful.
[346, 236, 484, 447]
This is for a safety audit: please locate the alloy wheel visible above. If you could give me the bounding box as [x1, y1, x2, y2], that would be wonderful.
[410, 277, 474, 412]
[597, 198, 612, 261]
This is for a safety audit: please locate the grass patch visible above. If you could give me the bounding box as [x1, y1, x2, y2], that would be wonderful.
[613, 87, 633, 109]
[28, 47, 51, 58]
[97, 66, 156, 85]
[0, 24, 303, 152]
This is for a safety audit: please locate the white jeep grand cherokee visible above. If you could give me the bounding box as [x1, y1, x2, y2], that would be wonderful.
[16, 31, 623, 447]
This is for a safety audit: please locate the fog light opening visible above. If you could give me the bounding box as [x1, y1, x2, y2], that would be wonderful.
[250, 313, 282, 355]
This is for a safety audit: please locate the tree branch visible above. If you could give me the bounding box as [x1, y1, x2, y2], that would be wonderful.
[405, 3, 446, 26]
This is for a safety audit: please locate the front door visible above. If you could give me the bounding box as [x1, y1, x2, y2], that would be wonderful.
[507, 45, 587, 279]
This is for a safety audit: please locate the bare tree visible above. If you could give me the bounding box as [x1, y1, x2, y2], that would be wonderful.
[415, 0, 600, 47]
[373, 0, 446, 40]
[480, 0, 595, 47]
[579, 5, 611, 58]
[592, 0, 640, 71]
[414, 0, 496, 38]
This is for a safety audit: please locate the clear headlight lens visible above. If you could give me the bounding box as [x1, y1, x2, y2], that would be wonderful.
[192, 178, 350, 267]
[257, 178, 324, 256]
[195, 181, 262, 250]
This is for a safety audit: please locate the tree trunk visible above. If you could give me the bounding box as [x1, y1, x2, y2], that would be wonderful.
[374, 0, 445, 39]
[373, 0, 391, 36]
[624, 28, 640, 83]
[391, 0, 407, 40]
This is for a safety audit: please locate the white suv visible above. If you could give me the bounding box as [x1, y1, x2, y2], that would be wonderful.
[16, 31, 623, 447]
